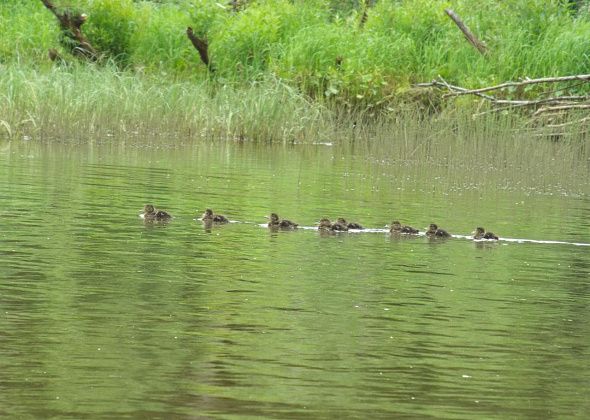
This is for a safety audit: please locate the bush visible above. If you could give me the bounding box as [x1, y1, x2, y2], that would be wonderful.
[84, 0, 135, 64]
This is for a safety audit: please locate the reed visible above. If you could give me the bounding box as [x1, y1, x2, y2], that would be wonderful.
[0, 64, 330, 143]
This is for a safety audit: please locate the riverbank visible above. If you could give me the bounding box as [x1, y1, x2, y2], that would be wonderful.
[3, 1, 590, 107]
[1, 64, 589, 188]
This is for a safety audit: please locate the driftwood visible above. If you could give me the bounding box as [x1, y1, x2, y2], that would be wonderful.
[186, 27, 214, 72]
[40, 0, 97, 60]
[416, 75, 590, 133]
[445, 9, 487, 55]
[416, 75, 590, 106]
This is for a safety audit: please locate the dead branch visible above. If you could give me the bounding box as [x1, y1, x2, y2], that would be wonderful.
[186, 27, 214, 72]
[40, 0, 97, 60]
[533, 104, 590, 116]
[442, 74, 590, 97]
[546, 116, 590, 128]
[416, 77, 590, 106]
[444, 9, 487, 55]
[415, 75, 590, 131]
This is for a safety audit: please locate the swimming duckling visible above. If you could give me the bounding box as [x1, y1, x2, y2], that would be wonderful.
[318, 218, 348, 231]
[317, 218, 339, 231]
[390, 221, 419, 234]
[201, 208, 229, 224]
[141, 204, 172, 221]
[426, 223, 451, 238]
[473, 227, 499, 240]
[337, 218, 363, 230]
[268, 213, 298, 230]
[331, 219, 349, 231]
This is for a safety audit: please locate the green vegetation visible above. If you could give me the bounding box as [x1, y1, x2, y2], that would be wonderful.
[1, 0, 589, 141]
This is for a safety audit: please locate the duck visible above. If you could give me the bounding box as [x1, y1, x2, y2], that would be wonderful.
[267, 213, 298, 230]
[426, 223, 451, 238]
[201, 208, 229, 224]
[318, 218, 348, 231]
[473, 227, 499, 240]
[337, 218, 363, 230]
[318, 218, 346, 231]
[390, 220, 419, 234]
[330, 218, 349, 231]
[141, 204, 172, 221]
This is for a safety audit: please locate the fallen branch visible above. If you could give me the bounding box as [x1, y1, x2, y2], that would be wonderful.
[442, 74, 590, 97]
[186, 27, 214, 72]
[416, 77, 590, 107]
[546, 116, 590, 128]
[415, 75, 590, 131]
[533, 104, 590, 116]
[444, 9, 487, 55]
[40, 0, 97, 60]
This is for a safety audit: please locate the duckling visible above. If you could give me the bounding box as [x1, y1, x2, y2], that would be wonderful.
[473, 227, 499, 240]
[141, 204, 172, 221]
[426, 223, 451, 238]
[337, 218, 363, 230]
[318, 218, 335, 231]
[331, 219, 349, 231]
[390, 220, 419, 234]
[268, 213, 298, 230]
[201, 208, 229, 224]
[318, 218, 348, 231]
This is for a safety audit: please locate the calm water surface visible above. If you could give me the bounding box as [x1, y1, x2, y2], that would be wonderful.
[0, 139, 589, 419]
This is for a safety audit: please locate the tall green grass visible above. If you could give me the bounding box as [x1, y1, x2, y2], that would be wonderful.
[0, 64, 330, 143]
[1, 65, 587, 170]
[3, 0, 590, 106]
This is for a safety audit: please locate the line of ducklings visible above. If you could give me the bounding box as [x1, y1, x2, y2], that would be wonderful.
[141, 205, 499, 240]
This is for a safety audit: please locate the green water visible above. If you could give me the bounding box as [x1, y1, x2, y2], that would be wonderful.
[1, 139, 589, 419]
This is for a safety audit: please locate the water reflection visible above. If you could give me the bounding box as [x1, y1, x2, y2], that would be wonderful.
[0, 139, 589, 418]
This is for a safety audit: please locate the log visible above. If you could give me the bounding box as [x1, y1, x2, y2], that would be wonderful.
[438, 74, 590, 97]
[40, 0, 97, 60]
[186, 27, 214, 72]
[444, 9, 487, 55]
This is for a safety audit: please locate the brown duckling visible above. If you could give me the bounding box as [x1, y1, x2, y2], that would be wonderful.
[473, 227, 499, 240]
[318, 218, 333, 230]
[268, 213, 298, 230]
[142, 204, 172, 221]
[426, 223, 451, 238]
[318, 218, 348, 231]
[201, 208, 229, 224]
[331, 219, 349, 231]
[390, 220, 419, 234]
[337, 218, 363, 230]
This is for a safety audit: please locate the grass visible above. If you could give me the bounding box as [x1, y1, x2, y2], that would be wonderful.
[3, 0, 590, 103]
[0, 64, 330, 143]
[1, 64, 588, 172]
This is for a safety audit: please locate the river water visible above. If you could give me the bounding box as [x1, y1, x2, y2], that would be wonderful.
[1, 139, 589, 418]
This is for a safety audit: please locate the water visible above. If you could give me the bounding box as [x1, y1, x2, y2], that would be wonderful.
[1, 139, 589, 418]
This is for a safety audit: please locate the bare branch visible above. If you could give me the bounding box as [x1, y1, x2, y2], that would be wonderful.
[186, 27, 214, 72]
[445, 74, 590, 97]
[533, 104, 590, 117]
[40, 0, 97, 60]
[444, 9, 487, 55]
